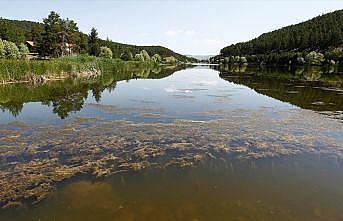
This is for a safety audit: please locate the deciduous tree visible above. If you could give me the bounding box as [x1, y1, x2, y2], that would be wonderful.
[99, 46, 112, 59]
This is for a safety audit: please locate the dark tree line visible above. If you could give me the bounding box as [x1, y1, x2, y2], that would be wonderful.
[220, 9, 343, 58]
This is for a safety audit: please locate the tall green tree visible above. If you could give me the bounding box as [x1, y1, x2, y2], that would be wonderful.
[88, 28, 100, 56]
[38, 11, 79, 57]
[76, 33, 89, 54]
[38, 11, 62, 57]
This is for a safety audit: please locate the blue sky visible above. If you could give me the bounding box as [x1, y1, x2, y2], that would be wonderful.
[1, 0, 343, 55]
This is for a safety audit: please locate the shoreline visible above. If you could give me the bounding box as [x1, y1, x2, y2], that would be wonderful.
[0, 56, 174, 85]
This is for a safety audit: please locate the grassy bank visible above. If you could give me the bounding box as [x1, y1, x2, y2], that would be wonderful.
[0, 55, 159, 83]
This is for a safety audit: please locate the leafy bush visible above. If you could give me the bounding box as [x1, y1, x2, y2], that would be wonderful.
[152, 54, 162, 62]
[135, 53, 145, 61]
[18, 43, 30, 59]
[164, 56, 177, 63]
[3, 40, 20, 59]
[305, 51, 324, 65]
[140, 50, 150, 61]
[324, 48, 343, 61]
[99, 46, 113, 59]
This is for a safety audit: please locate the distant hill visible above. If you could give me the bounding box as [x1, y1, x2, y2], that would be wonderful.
[219, 9, 343, 58]
[0, 18, 196, 62]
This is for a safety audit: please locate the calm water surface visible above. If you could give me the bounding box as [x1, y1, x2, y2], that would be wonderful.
[0, 65, 342, 220]
[0, 66, 295, 124]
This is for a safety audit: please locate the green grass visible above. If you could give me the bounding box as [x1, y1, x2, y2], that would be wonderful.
[0, 55, 158, 83]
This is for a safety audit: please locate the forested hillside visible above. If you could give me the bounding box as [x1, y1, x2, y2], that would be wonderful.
[216, 9, 343, 65]
[0, 16, 195, 62]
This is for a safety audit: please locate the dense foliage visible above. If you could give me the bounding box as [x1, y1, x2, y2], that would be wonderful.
[3, 40, 20, 59]
[88, 28, 100, 56]
[152, 54, 162, 62]
[0, 12, 196, 62]
[99, 46, 113, 59]
[120, 50, 133, 61]
[216, 9, 343, 65]
[37, 11, 80, 57]
[0, 18, 43, 44]
[0, 38, 32, 60]
[135, 53, 145, 61]
[18, 43, 30, 59]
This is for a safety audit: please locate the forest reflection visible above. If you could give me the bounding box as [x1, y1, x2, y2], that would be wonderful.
[0, 65, 184, 119]
[217, 65, 343, 111]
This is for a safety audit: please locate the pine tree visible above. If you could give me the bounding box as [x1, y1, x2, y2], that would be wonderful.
[88, 28, 100, 56]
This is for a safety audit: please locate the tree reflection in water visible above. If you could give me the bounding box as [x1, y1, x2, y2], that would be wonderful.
[217, 65, 343, 111]
[0, 65, 184, 119]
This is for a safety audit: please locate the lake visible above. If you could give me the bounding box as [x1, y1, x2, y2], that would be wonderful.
[0, 65, 342, 221]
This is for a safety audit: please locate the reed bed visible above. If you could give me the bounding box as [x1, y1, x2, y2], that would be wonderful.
[0, 55, 157, 83]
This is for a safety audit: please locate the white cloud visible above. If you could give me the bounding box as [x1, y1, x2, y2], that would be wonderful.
[165, 29, 195, 37]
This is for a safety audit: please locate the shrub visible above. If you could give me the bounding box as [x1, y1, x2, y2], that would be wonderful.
[239, 57, 247, 64]
[164, 56, 177, 63]
[152, 54, 162, 62]
[305, 51, 324, 65]
[324, 48, 343, 62]
[99, 46, 113, 59]
[135, 53, 145, 61]
[0, 39, 5, 59]
[140, 50, 150, 61]
[18, 43, 30, 60]
[3, 40, 20, 59]
[120, 51, 133, 61]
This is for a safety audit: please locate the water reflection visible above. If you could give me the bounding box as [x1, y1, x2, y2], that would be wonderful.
[0, 65, 184, 119]
[2, 65, 342, 121]
[217, 65, 343, 111]
[0, 65, 342, 220]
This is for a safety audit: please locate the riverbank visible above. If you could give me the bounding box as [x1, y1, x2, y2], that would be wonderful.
[0, 55, 164, 84]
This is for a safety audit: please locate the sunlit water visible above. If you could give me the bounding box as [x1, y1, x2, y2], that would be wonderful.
[0, 65, 342, 220]
[0, 66, 293, 124]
